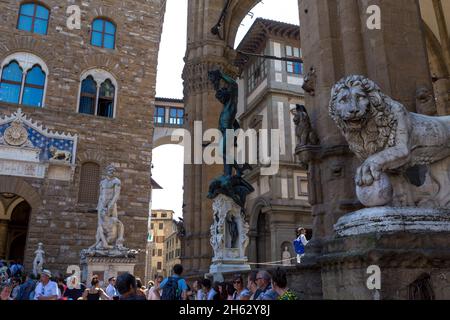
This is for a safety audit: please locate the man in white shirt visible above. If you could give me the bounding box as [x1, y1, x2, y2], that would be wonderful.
[34, 269, 60, 300]
[106, 277, 119, 300]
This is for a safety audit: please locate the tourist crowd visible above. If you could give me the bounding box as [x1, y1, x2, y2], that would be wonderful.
[0, 261, 297, 301]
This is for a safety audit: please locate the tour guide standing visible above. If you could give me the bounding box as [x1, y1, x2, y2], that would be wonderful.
[160, 264, 188, 300]
[34, 270, 60, 300]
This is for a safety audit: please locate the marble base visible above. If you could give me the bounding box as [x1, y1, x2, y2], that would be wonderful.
[334, 206, 450, 237]
[81, 247, 138, 259]
[80, 255, 137, 287]
[209, 262, 251, 275]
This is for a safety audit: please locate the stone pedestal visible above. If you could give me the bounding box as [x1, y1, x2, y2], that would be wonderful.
[335, 207, 450, 237]
[80, 255, 137, 287]
[320, 207, 450, 300]
[209, 195, 251, 276]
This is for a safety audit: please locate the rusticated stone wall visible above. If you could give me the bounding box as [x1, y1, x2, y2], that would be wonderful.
[0, 0, 166, 278]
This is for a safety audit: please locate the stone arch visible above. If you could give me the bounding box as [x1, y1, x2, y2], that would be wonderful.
[76, 55, 121, 81]
[76, 150, 106, 166]
[5, 197, 26, 221]
[247, 197, 271, 264]
[225, 0, 263, 48]
[0, 35, 55, 63]
[248, 197, 271, 231]
[0, 177, 40, 263]
[89, 6, 122, 29]
[0, 176, 42, 211]
[153, 135, 183, 149]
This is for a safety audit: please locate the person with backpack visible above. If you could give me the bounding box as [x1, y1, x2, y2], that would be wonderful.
[160, 264, 188, 300]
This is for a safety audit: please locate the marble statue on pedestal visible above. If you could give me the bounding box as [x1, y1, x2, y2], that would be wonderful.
[329, 75, 450, 236]
[209, 194, 250, 273]
[80, 165, 137, 283]
[33, 242, 45, 277]
[82, 164, 135, 258]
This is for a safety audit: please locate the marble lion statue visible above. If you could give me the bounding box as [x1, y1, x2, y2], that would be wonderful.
[329, 75, 450, 207]
[49, 146, 71, 162]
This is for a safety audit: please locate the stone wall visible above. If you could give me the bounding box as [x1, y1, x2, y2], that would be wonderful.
[0, 0, 166, 278]
[320, 232, 450, 299]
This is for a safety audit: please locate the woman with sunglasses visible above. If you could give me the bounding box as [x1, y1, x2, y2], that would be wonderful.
[232, 275, 250, 300]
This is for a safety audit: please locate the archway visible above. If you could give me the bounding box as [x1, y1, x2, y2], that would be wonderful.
[148, 144, 184, 282]
[255, 210, 270, 264]
[0, 176, 41, 266]
[0, 194, 31, 263]
[183, 0, 302, 275]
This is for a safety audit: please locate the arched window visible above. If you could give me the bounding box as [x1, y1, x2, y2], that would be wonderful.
[79, 76, 97, 115]
[22, 65, 46, 107]
[17, 3, 50, 35]
[98, 79, 115, 117]
[0, 53, 48, 107]
[78, 162, 100, 204]
[0, 61, 23, 104]
[78, 70, 117, 118]
[91, 18, 116, 49]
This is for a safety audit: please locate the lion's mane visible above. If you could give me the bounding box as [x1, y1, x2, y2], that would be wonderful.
[329, 75, 398, 160]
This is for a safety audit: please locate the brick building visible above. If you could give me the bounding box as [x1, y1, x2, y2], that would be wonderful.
[0, 0, 166, 279]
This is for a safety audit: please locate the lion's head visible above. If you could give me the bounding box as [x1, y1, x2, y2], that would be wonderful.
[329, 75, 397, 160]
[329, 75, 385, 131]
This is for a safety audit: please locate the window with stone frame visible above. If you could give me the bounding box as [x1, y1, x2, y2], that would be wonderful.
[0, 53, 48, 107]
[157, 262, 162, 270]
[285, 45, 303, 75]
[17, 3, 50, 35]
[297, 176, 309, 197]
[158, 249, 162, 256]
[78, 162, 100, 204]
[78, 70, 117, 118]
[246, 55, 267, 93]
